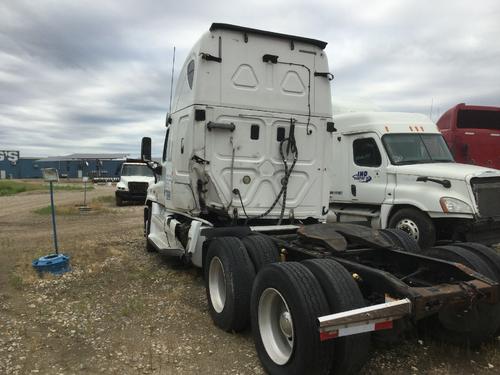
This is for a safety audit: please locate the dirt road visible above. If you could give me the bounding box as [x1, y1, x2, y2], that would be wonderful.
[0, 186, 498, 374]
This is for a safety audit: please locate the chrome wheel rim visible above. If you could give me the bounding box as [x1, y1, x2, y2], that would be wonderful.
[208, 257, 226, 313]
[396, 219, 419, 241]
[258, 288, 294, 365]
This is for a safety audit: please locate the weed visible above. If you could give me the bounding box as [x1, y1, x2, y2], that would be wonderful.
[8, 272, 24, 290]
[92, 195, 115, 204]
[33, 205, 79, 215]
[120, 297, 145, 317]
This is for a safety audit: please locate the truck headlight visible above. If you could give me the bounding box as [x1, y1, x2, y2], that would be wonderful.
[439, 197, 472, 213]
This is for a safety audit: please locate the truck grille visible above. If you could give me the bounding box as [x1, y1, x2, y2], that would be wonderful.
[470, 177, 500, 218]
[128, 182, 148, 195]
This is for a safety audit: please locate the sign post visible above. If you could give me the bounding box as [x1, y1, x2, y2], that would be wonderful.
[83, 176, 88, 207]
[42, 168, 60, 254]
[32, 168, 70, 275]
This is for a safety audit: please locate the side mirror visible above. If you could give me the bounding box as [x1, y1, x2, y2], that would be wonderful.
[165, 114, 172, 127]
[141, 137, 152, 161]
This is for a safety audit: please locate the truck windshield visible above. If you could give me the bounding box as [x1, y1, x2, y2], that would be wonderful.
[121, 164, 154, 177]
[382, 134, 454, 165]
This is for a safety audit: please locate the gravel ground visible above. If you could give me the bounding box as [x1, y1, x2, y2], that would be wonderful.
[0, 184, 498, 374]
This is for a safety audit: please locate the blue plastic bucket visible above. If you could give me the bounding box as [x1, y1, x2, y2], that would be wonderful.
[32, 254, 71, 275]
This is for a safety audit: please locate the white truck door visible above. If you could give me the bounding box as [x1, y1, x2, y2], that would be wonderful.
[169, 111, 198, 211]
[348, 133, 387, 204]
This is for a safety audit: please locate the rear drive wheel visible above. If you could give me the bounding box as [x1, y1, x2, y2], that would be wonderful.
[379, 228, 421, 253]
[424, 245, 500, 346]
[302, 259, 371, 375]
[388, 208, 435, 249]
[205, 237, 255, 332]
[242, 234, 279, 272]
[251, 262, 333, 375]
[452, 242, 500, 281]
[454, 243, 500, 335]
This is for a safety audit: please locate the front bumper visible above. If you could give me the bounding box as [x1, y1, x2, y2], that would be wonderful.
[466, 219, 500, 245]
[115, 190, 146, 202]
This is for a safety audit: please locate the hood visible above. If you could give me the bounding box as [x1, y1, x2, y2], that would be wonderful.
[390, 162, 500, 180]
[120, 175, 155, 184]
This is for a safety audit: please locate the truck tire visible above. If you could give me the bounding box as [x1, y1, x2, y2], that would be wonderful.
[251, 262, 333, 375]
[453, 243, 500, 335]
[205, 237, 255, 332]
[424, 245, 500, 346]
[425, 245, 496, 280]
[379, 228, 421, 253]
[388, 208, 436, 249]
[452, 242, 500, 281]
[242, 234, 279, 272]
[144, 206, 155, 252]
[115, 195, 123, 206]
[302, 259, 370, 375]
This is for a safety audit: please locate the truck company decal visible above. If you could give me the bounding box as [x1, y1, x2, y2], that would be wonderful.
[353, 170, 372, 183]
[0, 150, 20, 164]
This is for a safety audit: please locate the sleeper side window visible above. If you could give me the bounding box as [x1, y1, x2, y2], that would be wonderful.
[187, 60, 195, 89]
[162, 127, 170, 162]
[353, 138, 382, 167]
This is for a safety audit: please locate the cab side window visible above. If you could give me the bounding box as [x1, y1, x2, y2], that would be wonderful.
[353, 138, 381, 167]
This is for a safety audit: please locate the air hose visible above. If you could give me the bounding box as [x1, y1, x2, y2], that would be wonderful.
[238, 118, 298, 225]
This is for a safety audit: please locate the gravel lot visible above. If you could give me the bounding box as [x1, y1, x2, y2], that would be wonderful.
[0, 184, 498, 374]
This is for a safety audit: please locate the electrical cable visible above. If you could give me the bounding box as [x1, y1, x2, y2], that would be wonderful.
[278, 119, 298, 224]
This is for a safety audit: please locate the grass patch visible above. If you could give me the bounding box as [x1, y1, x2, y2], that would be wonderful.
[120, 297, 146, 317]
[34, 205, 79, 215]
[8, 272, 24, 290]
[0, 180, 94, 196]
[92, 195, 115, 204]
[33, 196, 113, 216]
[0, 180, 41, 196]
[53, 183, 95, 192]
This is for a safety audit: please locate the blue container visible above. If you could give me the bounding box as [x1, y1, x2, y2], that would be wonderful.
[32, 254, 71, 275]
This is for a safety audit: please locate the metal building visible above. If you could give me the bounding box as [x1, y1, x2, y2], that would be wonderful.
[0, 151, 129, 179]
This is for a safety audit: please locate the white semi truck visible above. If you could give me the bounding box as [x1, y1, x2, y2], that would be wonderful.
[328, 112, 500, 249]
[140, 24, 500, 375]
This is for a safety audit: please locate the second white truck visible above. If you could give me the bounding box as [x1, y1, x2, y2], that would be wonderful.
[115, 159, 156, 206]
[329, 112, 500, 248]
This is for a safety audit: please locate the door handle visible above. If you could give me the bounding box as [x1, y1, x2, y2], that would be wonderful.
[351, 184, 356, 196]
[181, 138, 184, 154]
[207, 121, 235, 132]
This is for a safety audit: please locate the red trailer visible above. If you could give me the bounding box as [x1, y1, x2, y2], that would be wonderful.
[437, 103, 500, 169]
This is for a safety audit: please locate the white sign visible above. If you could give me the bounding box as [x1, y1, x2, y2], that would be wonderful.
[42, 168, 59, 182]
[0, 150, 20, 163]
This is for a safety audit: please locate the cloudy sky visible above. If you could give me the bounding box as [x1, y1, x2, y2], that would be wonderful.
[1, 0, 499, 157]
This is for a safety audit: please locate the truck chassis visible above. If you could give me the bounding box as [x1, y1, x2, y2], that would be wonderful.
[146, 214, 500, 374]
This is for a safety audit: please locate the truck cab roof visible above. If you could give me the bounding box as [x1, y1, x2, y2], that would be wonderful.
[332, 112, 441, 135]
[171, 23, 332, 118]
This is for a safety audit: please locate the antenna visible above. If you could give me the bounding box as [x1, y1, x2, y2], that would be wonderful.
[429, 98, 434, 120]
[168, 46, 176, 114]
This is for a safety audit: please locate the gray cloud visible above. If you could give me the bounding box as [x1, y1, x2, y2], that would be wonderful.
[1, 0, 499, 156]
